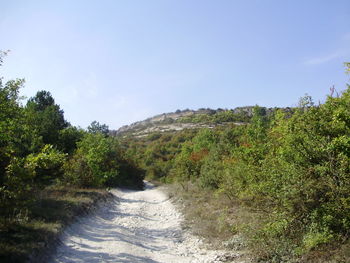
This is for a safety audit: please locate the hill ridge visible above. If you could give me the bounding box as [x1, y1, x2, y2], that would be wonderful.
[113, 106, 292, 137]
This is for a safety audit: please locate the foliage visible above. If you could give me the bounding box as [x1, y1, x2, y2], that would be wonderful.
[64, 133, 144, 188]
[0, 53, 145, 235]
[25, 90, 68, 147]
[120, 129, 198, 181]
[58, 126, 85, 154]
[24, 144, 66, 185]
[87, 120, 109, 136]
[176, 109, 251, 124]
[1, 144, 66, 223]
[121, 81, 350, 261]
[0, 78, 26, 183]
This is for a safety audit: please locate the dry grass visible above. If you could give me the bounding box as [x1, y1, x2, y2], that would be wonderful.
[299, 241, 350, 263]
[0, 186, 112, 263]
[165, 181, 350, 263]
[164, 181, 260, 262]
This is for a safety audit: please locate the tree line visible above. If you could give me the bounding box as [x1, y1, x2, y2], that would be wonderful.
[0, 52, 144, 226]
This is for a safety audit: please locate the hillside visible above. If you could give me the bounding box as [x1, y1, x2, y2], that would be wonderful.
[117, 95, 350, 262]
[113, 106, 292, 137]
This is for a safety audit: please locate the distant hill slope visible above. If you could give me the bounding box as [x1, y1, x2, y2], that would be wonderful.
[112, 106, 292, 137]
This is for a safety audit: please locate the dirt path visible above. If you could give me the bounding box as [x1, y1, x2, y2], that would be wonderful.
[50, 183, 233, 263]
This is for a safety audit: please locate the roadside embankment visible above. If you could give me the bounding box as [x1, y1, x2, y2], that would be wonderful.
[0, 186, 113, 263]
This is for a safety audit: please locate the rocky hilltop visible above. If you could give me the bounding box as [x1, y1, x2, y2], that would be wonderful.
[113, 106, 290, 137]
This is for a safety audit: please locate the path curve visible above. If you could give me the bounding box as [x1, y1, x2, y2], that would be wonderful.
[50, 183, 229, 263]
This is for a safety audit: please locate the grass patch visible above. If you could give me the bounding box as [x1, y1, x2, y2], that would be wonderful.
[165, 181, 257, 262]
[0, 186, 111, 263]
[165, 181, 350, 263]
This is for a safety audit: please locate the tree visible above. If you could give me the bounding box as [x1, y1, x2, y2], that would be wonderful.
[87, 121, 109, 136]
[58, 126, 85, 154]
[25, 90, 68, 146]
[0, 78, 26, 185]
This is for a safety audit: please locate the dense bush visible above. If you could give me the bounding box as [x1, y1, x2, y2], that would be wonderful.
[64, 133, 144, 188]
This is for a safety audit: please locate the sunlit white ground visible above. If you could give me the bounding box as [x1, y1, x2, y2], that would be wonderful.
[50, 182, 233, 263]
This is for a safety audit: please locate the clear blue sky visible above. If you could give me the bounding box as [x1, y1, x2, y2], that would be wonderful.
[1, 0, 349, 129]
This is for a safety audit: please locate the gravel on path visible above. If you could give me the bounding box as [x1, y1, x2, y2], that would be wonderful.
[50, 182, 237, 263]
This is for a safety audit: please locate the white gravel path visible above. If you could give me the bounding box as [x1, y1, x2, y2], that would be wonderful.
[49, 182, 235, 263]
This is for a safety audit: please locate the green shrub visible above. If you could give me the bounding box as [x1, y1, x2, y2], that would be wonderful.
[302, 228, 334, 253]
[25, 144, 66, 185]
[63, 133, 144, 188]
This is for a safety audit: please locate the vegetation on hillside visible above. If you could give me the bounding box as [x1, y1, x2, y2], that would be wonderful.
[121, 64, 350, 262]
[175, 108, 252, 124]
